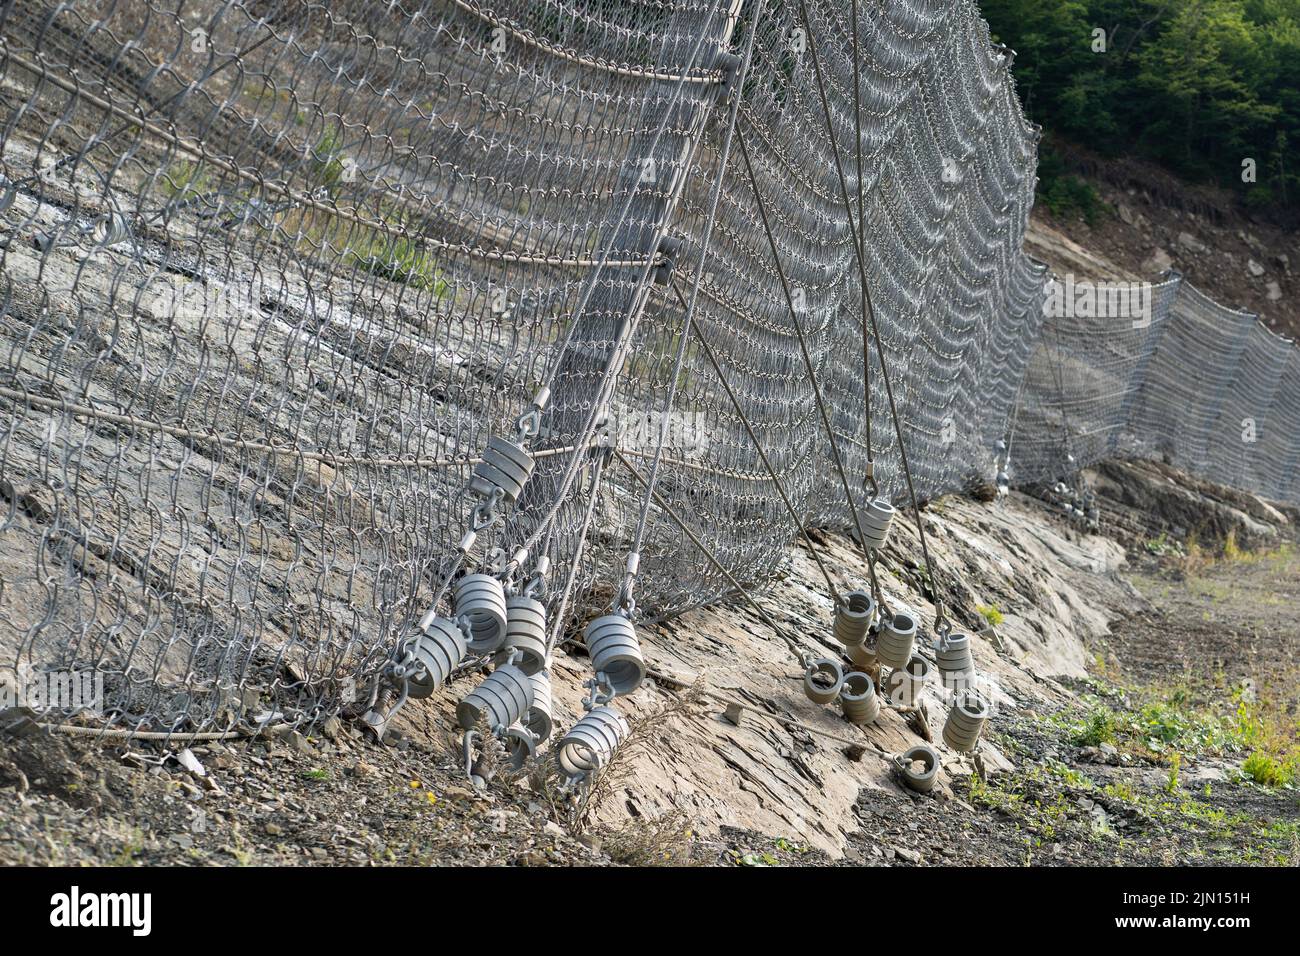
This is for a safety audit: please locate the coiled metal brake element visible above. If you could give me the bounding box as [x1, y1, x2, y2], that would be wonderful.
[406, 613, 470, 699]
[503, 594, 548, 676]
[557, 705, 630, 783]
[454, 573, 508, 653]
[584, 613, 646, 696]
[457, 661, 535, 733]
[875, 607, 918, 669]
[896, 744, 940, 793]
[884, 654, 931, 707]
[803, 657, 845, 705]
[470, 434, 535, 504]
[942, 690, 989, 753]
[833, 590, 877, 647]
[935, 631, 975, 690]
[840, 671, 881, 725]
[859, 497, 895, 551]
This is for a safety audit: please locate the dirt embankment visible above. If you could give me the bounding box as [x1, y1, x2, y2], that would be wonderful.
[3, 460, 1296, 866]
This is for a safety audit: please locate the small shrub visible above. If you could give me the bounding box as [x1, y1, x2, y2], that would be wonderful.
[1242, 752, 1290, 787]
[1073, 707, 1119, 747]
[976, 604, 1004, 628]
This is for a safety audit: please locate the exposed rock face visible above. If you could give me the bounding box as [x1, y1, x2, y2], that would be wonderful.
[1088, 458, 1291, 552]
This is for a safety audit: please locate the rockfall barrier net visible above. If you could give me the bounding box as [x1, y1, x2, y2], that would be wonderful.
[0, 0, 1293, 738]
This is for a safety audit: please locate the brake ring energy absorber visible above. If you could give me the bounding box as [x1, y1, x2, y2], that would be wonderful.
[456, 660, 535, 733]
[840, 671, 881, 725]
[875, 606, 918, 669]
[935, 630, 975, 690]
[454, 573, 508, 654]
[833, 590, 877, 647]
[803, 657, 845, 705]
[556, 705, 630, 782]
[584, 612, 646, 696]
[406, 614, 470, 699]
[942, 690, 990, 753]
[860, 497, 895, 551]
[883, 654, 931, 707]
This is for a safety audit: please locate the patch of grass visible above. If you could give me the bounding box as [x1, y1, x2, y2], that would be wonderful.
[976, 603, 1004, 628]
[345, 233, 448, 295]
[301, 767, 330, 781]
[160, 160, 215, 201]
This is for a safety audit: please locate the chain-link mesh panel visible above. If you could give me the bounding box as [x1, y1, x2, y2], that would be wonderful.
[0, 1, 1294, 739]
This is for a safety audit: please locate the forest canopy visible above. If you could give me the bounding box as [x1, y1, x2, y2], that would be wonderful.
[980, 0, 1300, 212]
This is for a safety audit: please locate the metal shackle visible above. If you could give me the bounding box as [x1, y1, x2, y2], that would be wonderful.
[584, 613, 646, 696]
[860, 497, 895, 551]
[840, 671, 882, 725]
[896, 744, 941, 793]
[470, 434, 535, 503]
[942, 690, 990, 753]
[456, 661, 534, 732]
[833, 590, 877, 647]
[875, 608, 918, 669]
[504, 594, 547, 675]
[407, 613, 469, 699]
[454, 573, 508, 653]
[884, 654, 931, 707]
[556, 705, 630, 779]
[803, 657, 845, 705]
[935, 632, 975, 689]
[524, 669, 554, 743]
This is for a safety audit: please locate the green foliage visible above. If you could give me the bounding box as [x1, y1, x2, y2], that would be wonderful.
[346, 234, 448, 295]
[1037, 142, 1106, 222]
[1242, 751, 1290, 786]
[983, 0, 1300, 211]
[1072, 706, 1119, 746]
[976, 603, 1005, 627]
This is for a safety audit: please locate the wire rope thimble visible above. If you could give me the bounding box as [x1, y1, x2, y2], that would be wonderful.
[503, 593, 548, 676]
[470, 434, 535, 504]
[556, 705, 630, 783]
[860, 497, 895, 551]
[883, 654, 931, 707]
[454, 573, 508, 653]
[840, 671, 882, 726]
[875, 605, 918, 670]
[934, 631, 975, 691]
[942, 690, 990, 753]
[524, 669, 555, 744]
[862, 460, 880, 499]
[803, 657, 845, 706]
[455, 660, 534, 733]
[406, 612, 469, 699]
[833, 590, 877, 648]
[895, 744, 941, 794]
[583, 611, 646, 697]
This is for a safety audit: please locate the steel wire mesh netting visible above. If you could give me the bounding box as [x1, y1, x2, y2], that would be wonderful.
[0, 1, 1294, 737]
